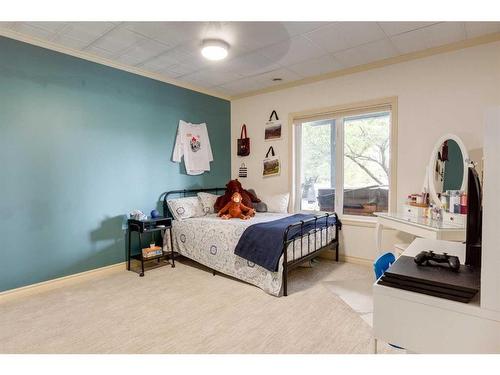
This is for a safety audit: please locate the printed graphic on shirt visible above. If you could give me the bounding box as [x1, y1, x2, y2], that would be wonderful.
[190, 135, 201, 152]
[172, 120, 213, 176]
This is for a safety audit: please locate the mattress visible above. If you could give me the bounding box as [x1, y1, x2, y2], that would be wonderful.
[163, 213, 336, 296]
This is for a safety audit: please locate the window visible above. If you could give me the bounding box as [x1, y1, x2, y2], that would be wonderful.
[294, 102, 394, 218]
[297, 119, 336, 211]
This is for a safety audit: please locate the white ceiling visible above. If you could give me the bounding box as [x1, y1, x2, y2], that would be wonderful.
[1, 21, 500, 97]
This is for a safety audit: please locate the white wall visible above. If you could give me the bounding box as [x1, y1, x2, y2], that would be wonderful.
[482, 108, 500, 312]
[230, 41, 500, 260]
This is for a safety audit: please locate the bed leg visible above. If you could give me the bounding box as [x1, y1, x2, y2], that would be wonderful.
[169, 227, 175, 268]
[282, 235, 289, 296]
[283, 265, 288, 297]
[335, 223, 340, 262]
[283, 275, 287, 296]
[213, 269, 216, 276]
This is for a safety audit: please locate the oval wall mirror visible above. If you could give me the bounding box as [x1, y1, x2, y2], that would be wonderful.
[428, 134, 469, 208]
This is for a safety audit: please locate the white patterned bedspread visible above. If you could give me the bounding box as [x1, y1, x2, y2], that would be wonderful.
[163, 213, 336, 296]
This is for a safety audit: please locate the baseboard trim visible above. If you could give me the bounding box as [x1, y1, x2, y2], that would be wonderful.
[318, 249, 373, 267]
[1, 254, 373, 300]
[340, 255, 373, 267]
[0, 262, 126, 301]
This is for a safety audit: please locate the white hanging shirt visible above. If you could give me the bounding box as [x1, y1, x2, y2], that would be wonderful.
[172, 120, 213, 175]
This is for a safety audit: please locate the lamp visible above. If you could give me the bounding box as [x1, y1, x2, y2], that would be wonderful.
[201, 39, 229, 61]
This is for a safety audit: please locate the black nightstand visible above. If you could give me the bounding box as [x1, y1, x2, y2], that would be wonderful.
[127, 217, 174, 277]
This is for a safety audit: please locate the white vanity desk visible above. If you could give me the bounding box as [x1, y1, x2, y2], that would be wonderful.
[373, 238, 500, 353]
[374, 133, 469, 254]
[374, 212, 466, 253]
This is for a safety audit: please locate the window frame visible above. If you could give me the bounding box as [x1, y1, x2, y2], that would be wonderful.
[293, 117, 337, 213]
[289, 97, 398, 222]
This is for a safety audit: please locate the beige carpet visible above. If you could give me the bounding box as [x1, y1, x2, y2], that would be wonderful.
[0, 258, 397, 354]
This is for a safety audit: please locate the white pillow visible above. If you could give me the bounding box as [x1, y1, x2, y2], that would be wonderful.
[260, 193, 290, 213]
[197, 192, 220, 214]
[167, 196, 205, 220]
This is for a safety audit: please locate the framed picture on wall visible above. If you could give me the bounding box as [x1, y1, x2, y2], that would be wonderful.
[265, 110, 282, 141]
[262, 146, 280, 177]
[264, 123, 282, 140]
[263, 157, 280, 177]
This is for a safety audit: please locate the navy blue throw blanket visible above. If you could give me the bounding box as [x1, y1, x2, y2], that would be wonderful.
[234, 214, 339, 272]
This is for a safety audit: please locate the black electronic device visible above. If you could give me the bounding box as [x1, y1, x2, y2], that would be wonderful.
[379, 256, 480, 303]
[465, 166, 482, 268]
[414, 250, 460, 271]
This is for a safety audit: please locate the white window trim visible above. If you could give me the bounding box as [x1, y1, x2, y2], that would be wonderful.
[289, 96, 398, 221]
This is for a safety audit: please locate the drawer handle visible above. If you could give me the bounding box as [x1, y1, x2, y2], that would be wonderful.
[450, 217, 454, 221]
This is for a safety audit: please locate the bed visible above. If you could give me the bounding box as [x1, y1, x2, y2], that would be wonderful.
[161, 188, 341, 296]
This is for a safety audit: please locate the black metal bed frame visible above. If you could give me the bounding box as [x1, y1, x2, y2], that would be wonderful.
[161, 188, 340, 296]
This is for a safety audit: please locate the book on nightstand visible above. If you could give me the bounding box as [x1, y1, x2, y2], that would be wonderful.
[142, 246, 163, 259]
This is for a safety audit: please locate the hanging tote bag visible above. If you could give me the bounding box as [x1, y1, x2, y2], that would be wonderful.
[262, 146, 280, 177]
[264, 110, 282, 141]
[238, 163, 248, 178]
[237, 124, 251, 156]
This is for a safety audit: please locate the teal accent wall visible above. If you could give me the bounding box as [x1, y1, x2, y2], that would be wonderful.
[0, 37, 231, 292]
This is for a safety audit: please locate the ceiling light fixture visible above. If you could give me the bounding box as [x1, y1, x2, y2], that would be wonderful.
[201, 39, 230, 61]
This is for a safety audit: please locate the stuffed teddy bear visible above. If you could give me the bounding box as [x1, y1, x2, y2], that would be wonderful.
[214, 179, 260, 213]
[218, 192, 256, 220]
